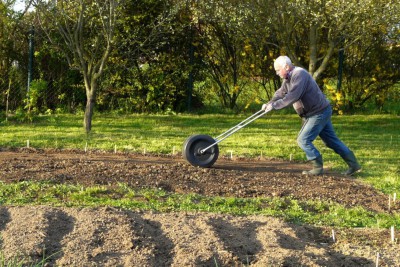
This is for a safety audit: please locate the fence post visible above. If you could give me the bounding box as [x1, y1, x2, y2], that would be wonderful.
[27, 26, 35, 94]
[337, 48, 344, 92]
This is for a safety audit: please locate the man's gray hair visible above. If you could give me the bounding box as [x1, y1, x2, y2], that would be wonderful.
[274, 56, 293, 69]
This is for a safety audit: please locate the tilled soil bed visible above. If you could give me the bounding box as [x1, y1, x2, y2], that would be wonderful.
[0, 149, 399, 266]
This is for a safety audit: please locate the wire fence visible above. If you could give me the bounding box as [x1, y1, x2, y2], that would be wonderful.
[1, 27, 86, 117]
[2, 65, 27, 114]
[3, 71, 79, 117]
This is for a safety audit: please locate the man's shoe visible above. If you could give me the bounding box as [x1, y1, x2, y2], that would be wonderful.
[342, 166, 362, 176]
[341, 151, 362, 176]
[302, 155, 323, 176]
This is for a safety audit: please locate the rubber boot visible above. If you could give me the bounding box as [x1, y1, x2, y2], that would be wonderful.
[341, 151, 361, 176]
[302, 155, 323, 175]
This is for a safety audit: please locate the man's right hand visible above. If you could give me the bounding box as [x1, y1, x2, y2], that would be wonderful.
[261, 103, 273, 112]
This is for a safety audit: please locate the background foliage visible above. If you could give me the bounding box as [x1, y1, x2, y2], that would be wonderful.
[1, 0, 400, 123]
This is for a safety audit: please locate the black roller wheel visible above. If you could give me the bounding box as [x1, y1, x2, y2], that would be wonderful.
[182, 134, 219, 168]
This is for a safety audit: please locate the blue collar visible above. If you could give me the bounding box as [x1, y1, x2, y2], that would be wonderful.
[286, 67, 295, 80]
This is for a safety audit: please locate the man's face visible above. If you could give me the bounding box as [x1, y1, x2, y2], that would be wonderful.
[274, 64, 288, 79]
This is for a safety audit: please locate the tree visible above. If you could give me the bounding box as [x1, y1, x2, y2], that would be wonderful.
[333, 20, 400, 111]
[101, 0, 194, 113]
[192, 0, 256, 110]
[256, 0, 399, 82]
[0, 0, 33, 113]
[35, 0, 120, 133]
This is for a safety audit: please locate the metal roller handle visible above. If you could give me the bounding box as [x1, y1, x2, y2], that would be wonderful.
[200, 109, 270, 154]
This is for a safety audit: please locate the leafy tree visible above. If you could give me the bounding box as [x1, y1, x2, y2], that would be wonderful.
[4, 0, 398, 116]
[335, 24, 400, 111]
[34, 41, 85, 112]
[100, 0, 202, 113]
[192, 0, 256, 110]
[239, 2, 281, 104]
[256, 0, 399, 82]
[35, 0, 120, 133]
[0, 0, 34, 114]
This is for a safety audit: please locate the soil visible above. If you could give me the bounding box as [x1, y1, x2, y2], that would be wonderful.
[0, 148, 399, 266]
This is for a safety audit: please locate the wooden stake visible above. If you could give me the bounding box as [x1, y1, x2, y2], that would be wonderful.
[114, 144, 117, 154]
[331, 229, 336, 243]
[394, 193, 397, 203]
[290, 154, 293, 161]
[172, 146, 176, 155]
[376, 252, 379, 267]
[391, 226, 395, 243]
[26, 140, 30, 148]
[143, 148, 146, 155]
[84, 142, 88, 153]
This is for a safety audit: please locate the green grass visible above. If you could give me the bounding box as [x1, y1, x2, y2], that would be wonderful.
[1, 181, 399, 229]
[0, 250, 53, 267]
[0, 112, 399, 227]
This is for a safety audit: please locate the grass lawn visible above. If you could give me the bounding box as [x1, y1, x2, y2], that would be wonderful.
[0, 112, 399, 228]
[1, 113, 398, 190]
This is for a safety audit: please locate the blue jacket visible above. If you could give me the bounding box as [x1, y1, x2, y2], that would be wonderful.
[270, 67, 330, 117]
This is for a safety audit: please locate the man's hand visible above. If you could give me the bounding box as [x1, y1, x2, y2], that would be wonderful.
[261, 103, 273, 112]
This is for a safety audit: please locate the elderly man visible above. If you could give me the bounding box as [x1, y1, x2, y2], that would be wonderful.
[262, 56, 361, 176]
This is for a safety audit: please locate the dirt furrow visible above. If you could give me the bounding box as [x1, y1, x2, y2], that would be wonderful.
[0, 206, 399, 266]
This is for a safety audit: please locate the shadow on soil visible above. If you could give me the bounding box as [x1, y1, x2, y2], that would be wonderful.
[207, 217, 265, 265]
[0, 207, 386, 266]
[43, 210, 75, 263]
[277, 226, 374, 267]
[128, 212, 175, 267]
[0, 207, 11, 249]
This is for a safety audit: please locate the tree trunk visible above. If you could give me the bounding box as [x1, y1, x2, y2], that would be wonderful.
[84, 96, 95, 134]
[312, 40, 335, 81]
[83, 78, 97, 134]
[309, 23, 318, 75]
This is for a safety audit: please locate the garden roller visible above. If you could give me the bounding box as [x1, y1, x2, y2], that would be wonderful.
[182, 108, 272, 168]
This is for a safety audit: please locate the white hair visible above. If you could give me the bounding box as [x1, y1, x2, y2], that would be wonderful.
[274, 56, 293, 69]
